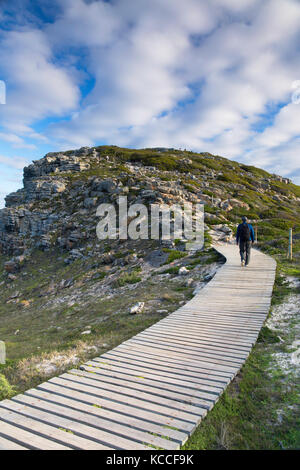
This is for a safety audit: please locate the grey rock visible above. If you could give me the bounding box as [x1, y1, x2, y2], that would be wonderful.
[84, 197, 98, 208]
[130, 302, 145, 314]
[178, 267, 189, 275]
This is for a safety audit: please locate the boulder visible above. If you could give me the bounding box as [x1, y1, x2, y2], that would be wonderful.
[92, 179, 118, 194]
[140, 189, 157, 199]
[4, 255, 25, 272]
[220, 198, 250, 211]
[129, 302, 145, 314]
[84, 197, 98, 208]
[178, 267, 189, 275]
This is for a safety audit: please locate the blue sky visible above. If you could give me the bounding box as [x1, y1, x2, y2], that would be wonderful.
[0, 0, 300, 207]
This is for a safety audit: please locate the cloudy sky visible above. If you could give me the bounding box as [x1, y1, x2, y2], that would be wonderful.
[0, 0, 300, 207]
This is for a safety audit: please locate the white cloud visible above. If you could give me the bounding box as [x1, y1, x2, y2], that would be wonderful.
[256, 103, 300, 148]
[0, 28, 80, 130]
[0, 0, 299, 185]
[0, 132, 37, 149]
[0, 154, 30, 169]
[47, 0, 121, 48]
[244, 136, 300, 180]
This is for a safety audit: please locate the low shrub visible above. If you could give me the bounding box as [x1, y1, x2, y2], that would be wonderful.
[0, 374, 15, 400]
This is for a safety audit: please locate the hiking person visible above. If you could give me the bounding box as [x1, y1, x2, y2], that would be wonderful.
[236, 216, 255, 266]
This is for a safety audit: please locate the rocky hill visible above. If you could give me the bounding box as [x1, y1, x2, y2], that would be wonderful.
[1, 146, 299, 257]
[0, 146, 299, 394]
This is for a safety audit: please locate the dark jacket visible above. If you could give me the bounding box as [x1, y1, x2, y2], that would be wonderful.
[236, 222, 255, 244]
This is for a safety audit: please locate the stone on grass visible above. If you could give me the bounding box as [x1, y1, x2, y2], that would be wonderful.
[4, 261, 18, 273]
[178, 266, 189, 275]
[130, 302, 145, 314]
[0, 341, 5, 364]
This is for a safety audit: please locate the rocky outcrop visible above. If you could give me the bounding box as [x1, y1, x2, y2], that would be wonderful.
[0, 206, 60, 254]
[23, 152, 90, 180]
[220, 198, 250, 212]
[0, 148, 97, 254]
[23, 178, 67, 202]
[272, 174, 292, 184]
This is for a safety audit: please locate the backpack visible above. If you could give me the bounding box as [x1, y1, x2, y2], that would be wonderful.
[239, 223, 251, 241]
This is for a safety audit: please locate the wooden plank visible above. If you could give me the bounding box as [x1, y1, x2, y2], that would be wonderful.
[70, 367, 220, 402]
[59, 372, 213, 411]
[169, 314, 264, 326]
[145, 324, 254, 347]
[135, 332, 251, 358]
[35, 382, 196, 433]
[96, 353, 231, 385]
[119, 340, 246, 367]
[178, 304, 269, 309]
[126, 337, 249, 363]
[154, 318, 260, 336]
[23, 388, 189, 444]
[0, 403, 112, 450]
[0, 417, 71, 450]
[164, 311, 264, 322]
[151, 319, 259, 338]
[68, 368, 217, 406]
[172, 317, 264, 326]
[45, 376, 208, 422]
[0, 434, 28, 450]
[9, 395, 179, 450]
[101, 347, 237, 377]
[170, 313, 264, 324]
[133, 330, 252, 353]
[144, 326, 253, 350]
[85, 360, 225, 392]
[0, 400, 150, 450]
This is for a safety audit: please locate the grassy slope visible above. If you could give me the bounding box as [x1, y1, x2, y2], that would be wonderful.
[0, 239, 221, 395]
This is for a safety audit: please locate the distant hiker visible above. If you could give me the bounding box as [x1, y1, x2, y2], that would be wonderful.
[236, 216, 255, 266]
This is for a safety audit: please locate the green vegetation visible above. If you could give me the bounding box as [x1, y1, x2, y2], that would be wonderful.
[162, 249, 187, 263]
[59, 428, 74, 434]
[127, 152, 179, 171]
[162, 266, 180, 275]
[114, 269, 142, 287]
[0, 373, 15, 400]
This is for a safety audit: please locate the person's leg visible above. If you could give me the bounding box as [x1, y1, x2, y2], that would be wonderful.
[239, 240, 245, 264]
[245, 241, 251, 265]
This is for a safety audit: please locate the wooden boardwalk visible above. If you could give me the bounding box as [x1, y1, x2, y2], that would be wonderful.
[0, 244, 276, 450]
